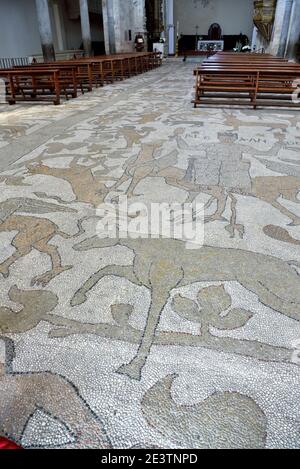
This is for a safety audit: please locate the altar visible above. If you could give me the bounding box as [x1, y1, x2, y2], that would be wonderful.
[178, 22, 249, 56]
[197, 40, 224, 52]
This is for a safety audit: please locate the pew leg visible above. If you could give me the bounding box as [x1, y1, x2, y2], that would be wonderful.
[8, 75, 16, 105]
[64, 87, 69, 101]
[53, 72, 61, 105]
[72, 75, 78, 98]
[252, 94, 257, 110]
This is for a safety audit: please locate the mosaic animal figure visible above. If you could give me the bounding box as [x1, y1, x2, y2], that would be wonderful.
[111, 130, 297, 238]
[27, 156, 118, 207]
[71, 236, 300, 380]
[0, 198, 76, 286]
[0, 286, 58, 334]
[251, 175, 300, 226]
[111, 141, 203, 202]
[48, 287, 292, 366]
[222, 112, 296, 131]
[263, 225, 300, 245]
[117, 126, 154, 148]
[0, 175, 30, 187]
[0, 125, 27, 139]
[111, 142, 171, 197]
[223, 111, 300, 132]
[181, 132, 300, 235]
[0, 337, 111, 449]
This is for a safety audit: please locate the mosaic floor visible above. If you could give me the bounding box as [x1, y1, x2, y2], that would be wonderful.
[0, 61, 300, 449]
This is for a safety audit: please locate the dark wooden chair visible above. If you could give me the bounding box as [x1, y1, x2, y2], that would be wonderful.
[208, 23, 222, 40]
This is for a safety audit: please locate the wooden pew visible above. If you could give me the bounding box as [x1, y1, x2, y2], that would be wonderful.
[0, 68, 62, 105]
[193, 52, 300, 109]
[0, 52, 163, 106]
[13, 65, 79, 98]
[193, 68, 300, 109]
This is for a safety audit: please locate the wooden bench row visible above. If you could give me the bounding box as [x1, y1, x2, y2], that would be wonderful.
[0, 52, 162, 105]
[193, 52, 300, 109]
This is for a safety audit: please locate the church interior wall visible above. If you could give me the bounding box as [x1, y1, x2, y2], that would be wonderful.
[174, 0, 254, 40]
[0, 0, 42, 58]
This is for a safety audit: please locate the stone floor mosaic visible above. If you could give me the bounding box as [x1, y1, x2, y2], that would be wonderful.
[0, 61, 300, 449]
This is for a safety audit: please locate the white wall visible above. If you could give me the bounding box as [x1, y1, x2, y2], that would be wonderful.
[174, 0, 254, 39]
[0, 0, 42, 58]
[0, 0, 104, 59]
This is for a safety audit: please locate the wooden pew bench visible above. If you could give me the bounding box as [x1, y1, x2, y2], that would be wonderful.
[193, 59, 300, 109]
[0, 53, 163, 106]
[193, 68, 258, 107]
[14, 65, 79, 99]
[0, 68, 62, 105]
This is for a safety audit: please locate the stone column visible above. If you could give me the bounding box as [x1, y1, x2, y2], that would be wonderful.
[35, 0, 55, 62]
[269, 0, 294, 56]
[153, 0, 160, 36]
[107, 0, 117, 54]
[251, 27, 258, 51]
[166, 0, 175, 55]
[102, 0, 117, 54]
[79, 0, 92, 56]
[52, 1, 64, 52]
[133, 0, 147, 35]
[286, 0, 300, 59]
[277, 0, 294, 57]
[102, 0, 111, 54]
